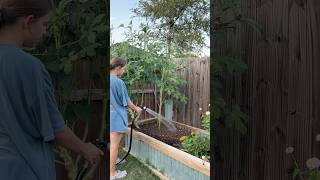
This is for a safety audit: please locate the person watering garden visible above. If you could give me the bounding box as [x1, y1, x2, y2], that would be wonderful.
[0, 0, 103, 179]
[110, 57, 142, 179]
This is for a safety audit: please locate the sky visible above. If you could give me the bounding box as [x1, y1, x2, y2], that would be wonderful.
[110, 0, 210, 57]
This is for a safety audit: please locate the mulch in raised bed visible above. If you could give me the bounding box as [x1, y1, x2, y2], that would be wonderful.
[135, 120, 192, 149]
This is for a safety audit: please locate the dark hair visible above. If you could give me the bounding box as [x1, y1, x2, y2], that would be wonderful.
[110, 57, 126, 70]
[0, 0, 52, 27]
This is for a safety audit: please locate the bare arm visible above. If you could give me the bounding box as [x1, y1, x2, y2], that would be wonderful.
[54, 126, 85, 154]
[128, 102, 142, 113]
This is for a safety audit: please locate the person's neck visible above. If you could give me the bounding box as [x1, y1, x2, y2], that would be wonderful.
[0, 26, 23, 47]
[110, 71, 118, 77]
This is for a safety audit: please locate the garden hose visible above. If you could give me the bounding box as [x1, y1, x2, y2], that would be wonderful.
[116, 106, 146, 165]
[75, 161, 89, 180]
[75, 139, 108, 180]
[75, 106, 146, 180]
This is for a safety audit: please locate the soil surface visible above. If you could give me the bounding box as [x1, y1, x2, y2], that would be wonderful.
[136, 121, 192, 149]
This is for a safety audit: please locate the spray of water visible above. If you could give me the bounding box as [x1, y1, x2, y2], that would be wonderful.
[144, 108, 177, 132]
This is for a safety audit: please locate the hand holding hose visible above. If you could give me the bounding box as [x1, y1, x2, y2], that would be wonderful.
[135, 106, 143, 114]
[80, 142, 104, 165]
[128, 102, 143, 114]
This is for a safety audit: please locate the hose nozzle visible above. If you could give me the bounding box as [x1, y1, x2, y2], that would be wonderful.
[139, 105, 147, 111]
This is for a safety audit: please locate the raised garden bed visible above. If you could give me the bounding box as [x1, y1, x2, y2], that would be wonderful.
[124, 118, 210, 180]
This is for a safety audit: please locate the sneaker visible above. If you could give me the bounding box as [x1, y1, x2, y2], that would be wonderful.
[116, 158, 126, 164]
[110, 170, 127, 180]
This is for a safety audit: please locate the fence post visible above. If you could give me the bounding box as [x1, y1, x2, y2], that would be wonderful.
[165, 100, 173, 120]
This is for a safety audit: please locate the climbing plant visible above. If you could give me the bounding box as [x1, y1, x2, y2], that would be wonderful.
[212, 0, 262, 175]
[212, 0, 262, 137]
[29, 0, 108, 179]
[111, 22, 187, 129]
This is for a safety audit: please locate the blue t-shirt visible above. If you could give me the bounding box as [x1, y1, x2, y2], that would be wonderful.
[0, 44, 65, 179]
[110, 75, 131, 133]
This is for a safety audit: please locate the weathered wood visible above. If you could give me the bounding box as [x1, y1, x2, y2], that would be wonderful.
[214, 0, 320, 180]
[56, 54, 107, 180]
[68, 89, 104, 101]
[173, 57, 210, 127]
[129, 89, 157, 94]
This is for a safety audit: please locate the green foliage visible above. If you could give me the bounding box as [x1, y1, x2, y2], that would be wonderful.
[213, 0, 262, 33]
[115, 1, 209, 130]
[224, 105, 249, 134]
[306, 170, 320, 180]
[212, 0, 250, 136]
[111, 23, 187, 105]
[286, 147, 320, 180]
[213, 50, 249, 135]
[29, 0, 108, 179]
[31, 0, 107, 123]
[214, 50, 248, 79]
[111, 22, 188, 130]
[181, 132, 210, 158]
[202, 112, 210, 131]
[157, 59, 188, 104]
[133, 0, 209, 57]
[181, 110, 210, 159]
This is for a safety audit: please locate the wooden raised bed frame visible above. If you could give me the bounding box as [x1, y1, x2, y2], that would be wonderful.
[124, 118, 210, 180]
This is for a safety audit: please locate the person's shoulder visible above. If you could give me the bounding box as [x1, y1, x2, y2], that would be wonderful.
[111, 75, 126, 86]
[116, 77, 126, 85]
[20, 49, 44, 68]
[1, 46, 45, 76]
[7, 46, 44, 70]
[111, 75, 123, 82]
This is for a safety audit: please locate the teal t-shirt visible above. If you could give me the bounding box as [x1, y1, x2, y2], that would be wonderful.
[0, 44, 65, 179]
[110, 75, 131, 133]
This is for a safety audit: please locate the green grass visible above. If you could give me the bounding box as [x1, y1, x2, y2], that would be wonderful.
[116, 151, 160, 180]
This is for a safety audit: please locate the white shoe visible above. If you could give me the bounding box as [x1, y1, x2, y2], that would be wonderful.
[116, 158, 126, 164]
[110, 170, 127, 180]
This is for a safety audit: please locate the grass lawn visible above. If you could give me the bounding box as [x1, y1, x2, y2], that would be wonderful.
[116, 150, 160, 180]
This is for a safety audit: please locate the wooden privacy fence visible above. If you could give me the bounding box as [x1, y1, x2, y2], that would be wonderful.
[55, 55, 108, 180]
[130, 57, 210, 128]
[174, 57, 210, 128]
[214, 1, 320, 180]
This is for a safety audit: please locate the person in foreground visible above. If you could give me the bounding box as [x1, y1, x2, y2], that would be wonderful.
[0, 0, 103, 179]
[110, 57, 142, 179]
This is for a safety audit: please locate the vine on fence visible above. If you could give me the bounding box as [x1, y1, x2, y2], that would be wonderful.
[30, 0, 108, 179]
[213, 0, 265, 135]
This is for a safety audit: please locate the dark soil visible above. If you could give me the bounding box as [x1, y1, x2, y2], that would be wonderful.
[136, 121, 192, 149]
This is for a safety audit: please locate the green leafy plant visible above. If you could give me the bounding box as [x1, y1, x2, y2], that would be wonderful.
[212, 0, 262, 137]
[181, 131, 210, 158]
[288, 152, 320, 180]
[30, 0, 108, 179]
[202, 111, 210, 131]
[133, 0, 209, 57]
[132, 0, 209, 130]
[213, 49, 249, 135]
[111, 23, 187, 129]
[181, 108, 210, 159]
[286, 135, 320, 180]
